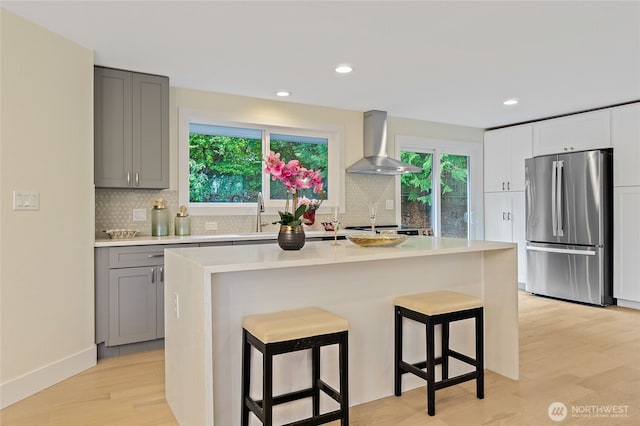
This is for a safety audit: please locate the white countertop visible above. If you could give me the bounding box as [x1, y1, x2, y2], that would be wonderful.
[94, 229, 354, 247]
[166, 236, 516, 274]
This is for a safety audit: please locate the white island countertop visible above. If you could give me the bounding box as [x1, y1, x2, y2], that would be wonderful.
[164, 236, 519, 426]
[171, 235, 516, 273]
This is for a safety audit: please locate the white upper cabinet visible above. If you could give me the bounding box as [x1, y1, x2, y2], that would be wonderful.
[611, 103, 640, 187]
[533, 110, 611, 156]
[484, 124, 532, 192]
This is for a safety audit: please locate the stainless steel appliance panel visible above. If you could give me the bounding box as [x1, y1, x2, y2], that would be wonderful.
[525, 156, 556, 243]
[526, 242, 605, 305]
[557, 150, 604, 246]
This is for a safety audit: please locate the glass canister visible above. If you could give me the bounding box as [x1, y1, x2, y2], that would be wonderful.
[174, 205, 191, 236]
[151, 197, 169, 236]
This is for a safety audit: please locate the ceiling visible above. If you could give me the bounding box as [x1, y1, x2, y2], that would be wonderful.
[3, 1, 639, 128]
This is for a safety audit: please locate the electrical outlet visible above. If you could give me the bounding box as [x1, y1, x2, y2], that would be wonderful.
[205, 221, 218, 231]
[132, 208, 146, 221]
[385, 199, 394, 210]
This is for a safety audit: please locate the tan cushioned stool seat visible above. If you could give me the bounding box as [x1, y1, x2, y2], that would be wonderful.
[394, 291, 483, 316]
[243, 307, 349, 344]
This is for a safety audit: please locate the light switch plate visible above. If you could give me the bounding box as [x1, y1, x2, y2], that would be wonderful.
[385, 199, 394, 210]
[133, 208, 146, 221]
[13, 191, 39, 211]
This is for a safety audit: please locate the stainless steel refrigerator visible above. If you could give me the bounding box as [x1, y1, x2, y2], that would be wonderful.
[525, 149, 613, 306]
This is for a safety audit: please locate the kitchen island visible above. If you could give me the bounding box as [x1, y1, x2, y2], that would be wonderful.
[164, 236, 519, 426]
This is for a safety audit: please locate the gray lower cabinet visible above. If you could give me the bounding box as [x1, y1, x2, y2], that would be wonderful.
[95, 243, 198, 357]
[94, 66, 169, 189]
[108, 266, 160, 345]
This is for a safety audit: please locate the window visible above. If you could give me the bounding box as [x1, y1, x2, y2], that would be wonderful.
[188, 124, 263, 203]
[179, 109, 341, 215]
[395, 136, 482, 239]
[268, 133, 329, 201]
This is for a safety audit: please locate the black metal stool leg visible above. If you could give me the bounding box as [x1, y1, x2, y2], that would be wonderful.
[340, 332, 349, 426]
[241, 330, 251, 426]
[476, 308, 485, 400]
[394, 307, 403, 396]
[312, 346, 320, 417]
[426, 318, 436, 416]
[263, 347, 273, 426]
[441, 323, 450, 380]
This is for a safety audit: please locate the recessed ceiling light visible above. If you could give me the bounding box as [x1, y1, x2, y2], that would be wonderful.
[276, 90, 291, 97]
[335, 65, 353, 74]
[503, 98, 519, 106]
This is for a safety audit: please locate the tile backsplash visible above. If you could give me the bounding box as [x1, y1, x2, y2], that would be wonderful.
[95, 174, 397, 238]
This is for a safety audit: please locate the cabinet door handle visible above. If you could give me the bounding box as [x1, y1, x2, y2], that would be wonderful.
[502, 212, 506, 221]
[135, 172, 140, 186]
[147, 254, 164, 258]
[150, 267, 155, 284]
[507, 212, 512, 221]
[160, 266, 164, 283]
[507, 181, 510, 191]
[127, 172, 131, 186]
[502, 182, 505, 191]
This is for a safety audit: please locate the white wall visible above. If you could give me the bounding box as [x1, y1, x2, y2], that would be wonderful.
[0, 9, 96, 408]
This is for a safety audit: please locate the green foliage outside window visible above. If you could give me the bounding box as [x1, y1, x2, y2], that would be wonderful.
[400, 152, 468, 206]
[189, 134, 262, 203]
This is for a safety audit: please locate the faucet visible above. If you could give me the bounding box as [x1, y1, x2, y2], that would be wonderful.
[256, 192, 267, 232]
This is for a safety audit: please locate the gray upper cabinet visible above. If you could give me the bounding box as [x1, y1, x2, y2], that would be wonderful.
[94, 66, 169, 188]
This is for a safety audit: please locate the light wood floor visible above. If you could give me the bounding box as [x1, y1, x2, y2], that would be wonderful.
[2, 291, 639, 425]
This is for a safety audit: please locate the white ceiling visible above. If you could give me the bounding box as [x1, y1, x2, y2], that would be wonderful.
[3, 1, 639, 128]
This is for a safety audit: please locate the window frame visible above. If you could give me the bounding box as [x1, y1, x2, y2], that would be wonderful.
[395, 135, 484, 239]
[178, 107, 343, 216]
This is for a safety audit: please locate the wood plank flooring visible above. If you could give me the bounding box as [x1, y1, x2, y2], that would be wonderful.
[2, 291, 639, 425]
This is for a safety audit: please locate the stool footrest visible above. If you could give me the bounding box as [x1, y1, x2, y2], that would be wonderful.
[244, 397, 265, 423]
[318, 380, 342, 404]
[449, 349, 478, 367]
[254, 388, 315, 408]
[283, 410, 344, 426]
[398, 361, 428, 381]
[434, 371, 478, 391]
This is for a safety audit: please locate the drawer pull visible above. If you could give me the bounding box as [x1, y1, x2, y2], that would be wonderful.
[147, 254, 164, 258]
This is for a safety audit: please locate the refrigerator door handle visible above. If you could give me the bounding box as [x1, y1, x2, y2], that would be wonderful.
[526, 245, 596, 256]
[551, 160, 557, 236]
[556, 160, 564, 236]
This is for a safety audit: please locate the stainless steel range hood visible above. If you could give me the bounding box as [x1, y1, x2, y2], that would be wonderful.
[347, 110, 422, 175]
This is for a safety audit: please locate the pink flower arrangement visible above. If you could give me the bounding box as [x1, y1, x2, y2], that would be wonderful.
[263, 151, 324, 194]
[264, 151, 326, 226]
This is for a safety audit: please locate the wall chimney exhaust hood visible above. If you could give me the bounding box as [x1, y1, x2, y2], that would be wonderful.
[347, 110, 422, 175]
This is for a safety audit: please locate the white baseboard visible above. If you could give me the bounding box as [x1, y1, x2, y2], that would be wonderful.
[616, 298, 640, 310]
[0, 345, 97, 409]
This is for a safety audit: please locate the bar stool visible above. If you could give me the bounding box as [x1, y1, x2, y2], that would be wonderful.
[241, 307, 349, 426]
[394, 290, 484, 416]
